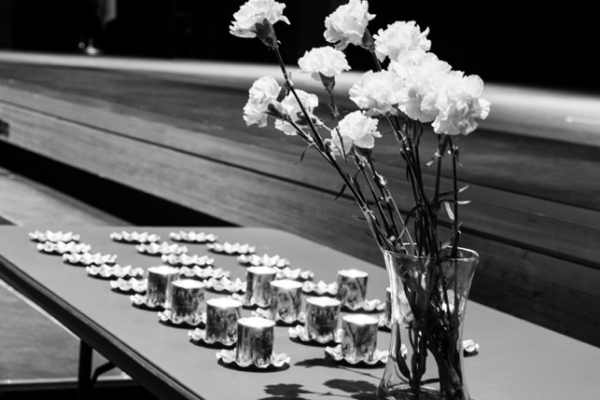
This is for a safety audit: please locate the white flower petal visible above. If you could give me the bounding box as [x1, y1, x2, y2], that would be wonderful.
[230, 0, 290, 38]
[298, 47, 351, 81]
[324, 0, 375, 50]
[374, 21, 431, 62]
[336, 111, 381, 150]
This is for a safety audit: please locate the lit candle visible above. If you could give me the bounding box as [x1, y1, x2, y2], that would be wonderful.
[244, 266, 278, 307]
[170, 279, 205, 321]
[336, 269, 368, 309]
[147, 266, 180, 307]
[305, 297, 341, 342]
[341, 314, 379, 362]
[269, 280, 303, 323]
[206, 297, 243, 345]
[236, 317, 276, 366]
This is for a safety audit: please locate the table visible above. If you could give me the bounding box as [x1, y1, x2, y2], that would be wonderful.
[0, 226, 598, 400]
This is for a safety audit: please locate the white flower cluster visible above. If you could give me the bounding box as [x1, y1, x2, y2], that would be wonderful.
[386, 47, 491, 134]
[229, 0, 289, 38]
[243, 74, 379, 153]
[236, 0, 491, 157]
[243, 76, 320, 137]
[320, 1, 490, 136]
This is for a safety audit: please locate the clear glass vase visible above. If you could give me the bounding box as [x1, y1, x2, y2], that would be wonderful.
[377, 248, 479, 400]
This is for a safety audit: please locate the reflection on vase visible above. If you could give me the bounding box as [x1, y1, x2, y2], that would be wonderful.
[377, 248, 479, 400]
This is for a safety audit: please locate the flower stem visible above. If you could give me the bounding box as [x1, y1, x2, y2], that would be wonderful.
[273, 46, 325, 149]
[449, 138, 460, 258]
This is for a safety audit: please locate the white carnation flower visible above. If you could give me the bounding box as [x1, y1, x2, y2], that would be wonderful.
[243, 76, 282, 127]
[337, 111, 381, 149]
[388, 48, 429, 79]
[328, 129, 354, 158]
[349, 70, 405, 116]
[432, 72, 491, 135]
[324, 0, 375, 50]
[275, 90, 319, 136]
[230, 0, 290, 38]
[374, 21, 431, 62]
[390, 51, 452, 123]
[298, 47, 351, 82]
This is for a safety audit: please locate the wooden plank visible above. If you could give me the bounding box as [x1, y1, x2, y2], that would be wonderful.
[462, 233, 600, 346]
[1, 86, 599, 270]
[0, 53, 599, 148]
[0, 164, 126, 226]
[0, 63, 598, 212]
[1, 103, 599, 347]
[0, 103, 367, 249]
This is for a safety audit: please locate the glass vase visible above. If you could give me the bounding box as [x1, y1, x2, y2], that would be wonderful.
[377, 248, 479, 400]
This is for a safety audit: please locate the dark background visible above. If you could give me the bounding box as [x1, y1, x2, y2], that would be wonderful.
[0, 0, 599, 93]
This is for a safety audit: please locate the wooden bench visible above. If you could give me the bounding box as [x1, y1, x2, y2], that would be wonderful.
[0, 56, 598, 347]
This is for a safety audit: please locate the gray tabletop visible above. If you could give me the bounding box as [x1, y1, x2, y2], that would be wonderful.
[0, 226, 598, 400]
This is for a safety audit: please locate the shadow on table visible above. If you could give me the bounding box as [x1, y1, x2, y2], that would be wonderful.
[259, 380, 378, 400]
[216, 358, 291, 373]
[258, 358, 379, 400]
[296, 358, 382, 379]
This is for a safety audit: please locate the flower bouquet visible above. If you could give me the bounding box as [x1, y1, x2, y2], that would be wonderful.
[231, 1, 490, 399]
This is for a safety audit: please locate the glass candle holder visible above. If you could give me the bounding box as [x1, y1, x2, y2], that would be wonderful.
[336, 269, 368, 309]
[236, 317, 276, 367]
[244, 266, 278, 307]
[170, 279, 205, 321]
[206, 297, 243, 345]
[269, 279, 303, 323]
[341, 314, 379, 363]
[147, 266, 180, 307]
[305, 297, 341, 342]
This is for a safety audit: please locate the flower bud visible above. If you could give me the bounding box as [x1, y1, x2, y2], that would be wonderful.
[254, 19, 278, 49]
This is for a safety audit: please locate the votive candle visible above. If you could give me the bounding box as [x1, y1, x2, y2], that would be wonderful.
[269, 279, 303, 323]
[341, 314, 379, 362]
[147, 266, 180, 307]
[236, 317, 276, 366]
[206, 297, 243, 345]
[305, 297, 341, 342]
[244, 266, 278, 308]
[336, 269, 368, 309]
[170, 279, 204, 320]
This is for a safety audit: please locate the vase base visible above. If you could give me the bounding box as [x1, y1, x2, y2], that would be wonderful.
[377, 384, 451, 400]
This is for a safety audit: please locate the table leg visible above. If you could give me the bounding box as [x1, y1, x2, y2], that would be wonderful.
[77, 340, 93, 400]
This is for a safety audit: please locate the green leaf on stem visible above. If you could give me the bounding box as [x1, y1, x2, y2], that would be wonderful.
[351, 213, 367, 221]
[403, 204, 420, 227]
[444, 201, 455, 221]
[453, 146, 463, 167]
[295, 144, 313, 165]
[334, 184, 347, 201]
[362, 229, 376, 241]
[425, 152, 441, 167]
